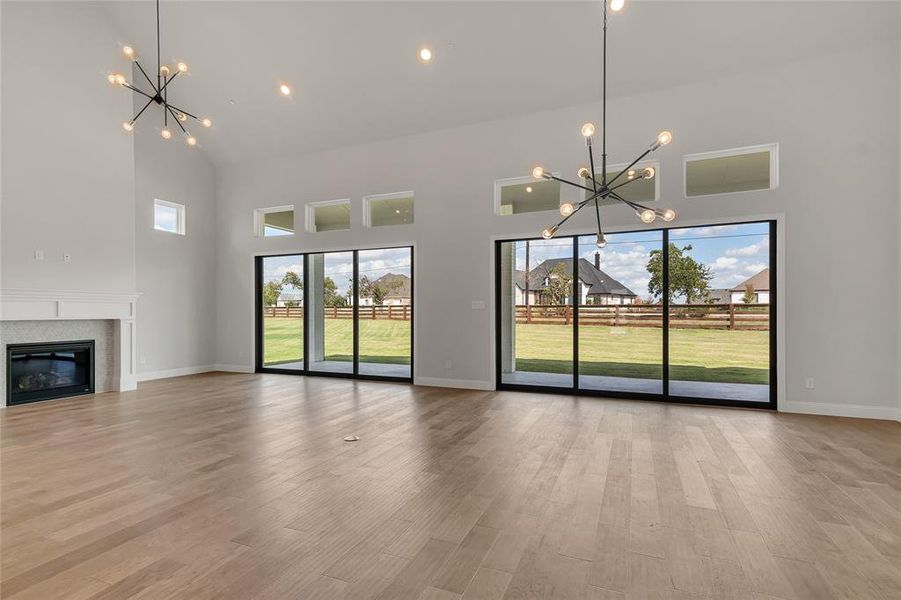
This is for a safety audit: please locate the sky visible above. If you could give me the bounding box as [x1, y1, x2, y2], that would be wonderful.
[513, 222, 770, 300]
[263, 247, 412, 297]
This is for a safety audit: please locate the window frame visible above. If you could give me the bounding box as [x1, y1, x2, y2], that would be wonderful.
[682, 143, 779, 199]
[493, 172, 563, 216]
[254, 205, 296, 238]
[153, 199, 186, 235]
[305, 198, 352, 233]
[362, 190, 415, 228]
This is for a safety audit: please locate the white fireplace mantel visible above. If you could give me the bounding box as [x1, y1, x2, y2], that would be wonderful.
[0, 288, 140, 391]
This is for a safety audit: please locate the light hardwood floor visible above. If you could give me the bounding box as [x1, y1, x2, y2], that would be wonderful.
[2, 373, 900, 599]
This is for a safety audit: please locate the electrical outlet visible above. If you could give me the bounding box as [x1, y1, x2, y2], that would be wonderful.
[63, 253, 72, 263]
[34, 250, 44, 260]
[471, 300, 486, 310]
[140, 356, 147, 365]
[805, 378, 815, 390]
[445, 360, 452, 370]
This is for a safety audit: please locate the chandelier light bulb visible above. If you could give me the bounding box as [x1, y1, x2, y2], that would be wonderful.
[160, 128, 172, 140]
[610, 0, 626, 12]
[186, 135, 197, 146]
[177, 112, 187, 122]
[627, 169, 637, 180]
[202, 117, 212, 128]
[110, 73, 126, 86]
[122, 121, 134, 132]
[177, 62, 188, 73]
[642, 166, 656, 178]
[639, 209, 656, 224]
[597, 233, 607, 248]
[541, 226, 559, 239]
[560, 203, 575, 217]
[122, 46, 136, 60]
[525, 186, 533, 193]
[661, 208, 677, 222]
[279, 83, 292, 96]
[581, 122, 596, 138]
[159, 65, 170, 77]
[532, 166, 545, 179]
[418, 46, 433, 64]
[577, 167, 591, 179]
[656, 130, 673, 146]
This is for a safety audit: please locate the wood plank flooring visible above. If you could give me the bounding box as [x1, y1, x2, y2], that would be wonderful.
[2, 372, 899, 599]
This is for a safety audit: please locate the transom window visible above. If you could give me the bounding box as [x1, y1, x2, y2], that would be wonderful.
[684, 144, 778, 197]
[254, 206, 295, 237]
[154, 199, 185, 235]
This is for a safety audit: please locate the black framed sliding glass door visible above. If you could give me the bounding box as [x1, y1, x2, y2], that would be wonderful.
[255, 246, 413, 382]
[496, 220, 775, 409]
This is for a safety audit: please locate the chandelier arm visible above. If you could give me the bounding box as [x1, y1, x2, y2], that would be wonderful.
[164, 102, 199, 121]
[546, 174, 596, 194]
[609, 191, 653, 213]
[133, 60, 159, 93]
[587, 143, 600, 193]
[606, 148, 653, 188]
[123, 82, 155, 102]
[166, 105, 189, 134]
[131, 98, 154, 123]
[158, 71, 180, 95]
[593, 196, 603, 240]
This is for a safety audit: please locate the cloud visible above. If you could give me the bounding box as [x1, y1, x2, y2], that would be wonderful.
[726, 237, 769, 257]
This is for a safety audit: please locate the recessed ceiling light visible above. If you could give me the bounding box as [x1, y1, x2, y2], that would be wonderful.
[278, 83, 292, 96]
[417, 46, 433, 64]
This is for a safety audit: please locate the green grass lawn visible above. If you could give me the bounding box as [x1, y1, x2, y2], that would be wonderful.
[263, 317, 411, 366]
[514, 323, 768, 384]
[264, 318, 768, 384]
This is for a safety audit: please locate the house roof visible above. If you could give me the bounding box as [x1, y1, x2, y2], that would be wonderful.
[732, 268, 770, 292]
[707, 289, 732, 304]
[518, 258, 636, 297]
[278, 290, 303, 302]
[373, 273, 411, 298]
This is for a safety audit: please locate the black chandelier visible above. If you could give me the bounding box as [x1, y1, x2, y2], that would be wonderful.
[534, 0, 676, 246]
[107, 0, 210, 145]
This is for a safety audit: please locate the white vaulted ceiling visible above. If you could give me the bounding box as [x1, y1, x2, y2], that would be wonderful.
[102, 1, 898, 166]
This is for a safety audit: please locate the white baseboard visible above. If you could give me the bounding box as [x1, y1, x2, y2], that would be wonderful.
[414, 377, 494, 391]
[213, 363, 255, 373]
[781, 401, 900, 421]
[137, 365, 216, 382]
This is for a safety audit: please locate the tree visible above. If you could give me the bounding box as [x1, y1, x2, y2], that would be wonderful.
[281, 271, 302, 291]
[647, 243, 712, 303]
[544, 263, 573, 305]
[262, 281, 282, 307]
[359, 275, 402, 306]
[322, 276, 346, 308]
[742, 283, 756, 304]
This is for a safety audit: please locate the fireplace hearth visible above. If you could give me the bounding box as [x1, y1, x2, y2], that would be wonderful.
[6, 340, 95, 405]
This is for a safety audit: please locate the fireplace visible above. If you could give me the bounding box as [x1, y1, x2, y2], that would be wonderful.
[6, 341, 95, 406]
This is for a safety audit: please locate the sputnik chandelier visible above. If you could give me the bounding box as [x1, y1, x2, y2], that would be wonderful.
[534, 0, 676, 247]
[107, 0, 210, 145]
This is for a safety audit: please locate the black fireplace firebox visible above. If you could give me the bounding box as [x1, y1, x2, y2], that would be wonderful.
[6, 340, 95, 406]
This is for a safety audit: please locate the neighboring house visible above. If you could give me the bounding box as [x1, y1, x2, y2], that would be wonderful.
[515, 253, 637, 305]
[731, 268, 770, 304]
[358, 273, 412, 306]
[276, 290, 304, 307]
[706, 289, 733, 304]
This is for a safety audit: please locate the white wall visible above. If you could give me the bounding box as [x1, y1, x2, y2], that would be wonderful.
[1, 1, 136, 294]
[133, 104, 218, 378]
[215, 41, 900, 418]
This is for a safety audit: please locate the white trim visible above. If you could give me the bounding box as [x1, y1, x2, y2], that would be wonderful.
[683, 143, 779, 199]
[304, 198, 351, 233]
[213, 363, 255, 373]
[781, 401, 900, 421]
[584, 159, 660, 203]
[414, 377, 493, 391]
[137, 365, 216, 382]
[493, 172, 562, 216]
[253, 205, 296, 238]
[362, 190, 415, 228]
[154, 198, 186, 235]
